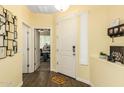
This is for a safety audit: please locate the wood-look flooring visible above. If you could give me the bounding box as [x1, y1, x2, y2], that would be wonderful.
[22, 62, 90, 87]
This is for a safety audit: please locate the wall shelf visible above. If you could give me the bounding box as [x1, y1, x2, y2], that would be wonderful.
[108, 24, 124, 38]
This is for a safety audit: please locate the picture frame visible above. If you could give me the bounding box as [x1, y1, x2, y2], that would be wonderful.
[9, 22, 14, 32]
[0, 47, 6, 59]
[6, 49, 11, 56]
[0, 16, 6, 35]
[5, 21, 10, 32]
[0, 35, 4, 46]
[14, 46, 17, 54]
[14, 31, 17, 39]
[7, 32, 14, 40]
[113, 27, 119, 35]
[7, 40, 13, 50]
[6, 10, 13, 23]
[0, 6, 5, 17]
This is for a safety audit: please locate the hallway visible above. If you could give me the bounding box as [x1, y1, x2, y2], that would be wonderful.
[22, 62, 90, 87]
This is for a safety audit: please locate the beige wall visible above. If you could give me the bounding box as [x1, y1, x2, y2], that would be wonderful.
[0, 5, 33, 86]
[53, 5, 109, 83]
[0, 5, 55, 86]
[1, 5, 124, 87]
[54, 5, 124, 86]
[90, 6, 124, 86]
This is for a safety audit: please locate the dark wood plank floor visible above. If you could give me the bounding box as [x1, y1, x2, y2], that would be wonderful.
[22, 62, 90, 87]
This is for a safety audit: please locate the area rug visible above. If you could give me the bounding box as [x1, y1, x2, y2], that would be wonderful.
[51, 75, 66, 85]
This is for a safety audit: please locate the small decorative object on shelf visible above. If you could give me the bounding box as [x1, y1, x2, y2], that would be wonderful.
[108, 24, 124, 42]
[99, 52, 108, 60]
[0, 6, 17, 59]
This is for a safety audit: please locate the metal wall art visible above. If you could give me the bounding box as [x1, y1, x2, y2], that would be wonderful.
[0, 6, 17, 59]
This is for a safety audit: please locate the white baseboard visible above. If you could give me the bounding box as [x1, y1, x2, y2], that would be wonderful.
[0, 81, 23, 87]
[76, 77, 91, 86]
[17, 81, 23, 87]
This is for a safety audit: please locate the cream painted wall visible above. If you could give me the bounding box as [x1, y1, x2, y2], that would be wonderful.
[0, 5, 55, 86]
[30, 13, 55, 71]
[89, 6, 124, 86]
[2, 5, 124, 87]
[54, 5, 124, 86]
[0, 5, 33, 86]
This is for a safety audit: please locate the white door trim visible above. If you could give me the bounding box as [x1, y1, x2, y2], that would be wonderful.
[34, 27, 52, 71]
[22, 22, 34, 73]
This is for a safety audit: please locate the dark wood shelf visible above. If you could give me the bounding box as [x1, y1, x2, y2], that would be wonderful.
[108, 24, 124, 38]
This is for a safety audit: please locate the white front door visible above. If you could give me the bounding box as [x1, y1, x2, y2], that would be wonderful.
[56, 15, 77, 78]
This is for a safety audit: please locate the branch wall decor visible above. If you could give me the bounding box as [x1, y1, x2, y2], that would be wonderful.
[0, 6, 17, 59]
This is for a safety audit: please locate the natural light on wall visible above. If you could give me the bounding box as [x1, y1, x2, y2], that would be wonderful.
[54, 5, 70, 12]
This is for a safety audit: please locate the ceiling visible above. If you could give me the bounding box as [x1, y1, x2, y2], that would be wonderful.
[27, 5, 58, 13]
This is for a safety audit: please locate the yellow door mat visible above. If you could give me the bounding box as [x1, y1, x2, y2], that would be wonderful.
[51, 75, 66, 85]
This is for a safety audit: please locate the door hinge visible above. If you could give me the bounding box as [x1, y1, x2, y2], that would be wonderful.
[27, 64, 29, 67]
[34, 63, 36, 65]
[57, 61, 59, 64]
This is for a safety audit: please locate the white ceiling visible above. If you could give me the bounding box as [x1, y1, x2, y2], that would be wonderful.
[27, 5, 58, 13]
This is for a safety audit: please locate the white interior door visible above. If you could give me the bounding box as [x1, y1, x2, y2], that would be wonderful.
[34, 30, 40, 70]
[23, 24, 30, 73]
[56, 16, 77, 78]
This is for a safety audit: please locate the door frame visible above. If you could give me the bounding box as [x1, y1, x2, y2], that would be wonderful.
[34, 29, 40, 70]
[22, 22, 31, 73]
[56, 13, 78, 78]
[22, 22, 34, 73]
[34, 27, 52, 71]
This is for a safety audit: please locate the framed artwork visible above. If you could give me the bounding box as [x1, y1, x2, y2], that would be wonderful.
[0, 16, 6, 35]
[13, 41, 17, 46]
[13, 16, 17, 26]
[0, 6, 17, 58]
[4, 39, 7, 46]
[11, 50, 14, 56]
[9, 23, 14, 32]
[6, 50, 11, 56]
[5, 22, 9, 32]
[0, 47, 6, 59]
[14, 31, 17, 39]
[7, 40, 13, 50]
[13, 46, 17, 54]
[113, 27, 119, 35]
[0, 6, 5, 17]
[120, 25, 124, 35]
[0, 35, 4, 46]
[6, 11, 13, 23]
[7, 32, 14, 40]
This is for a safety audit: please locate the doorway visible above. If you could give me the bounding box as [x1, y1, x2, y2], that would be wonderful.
[34, 28, 51, 71]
